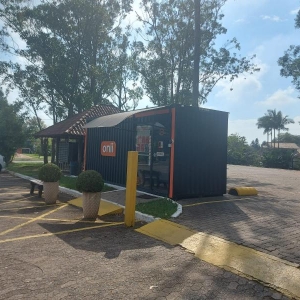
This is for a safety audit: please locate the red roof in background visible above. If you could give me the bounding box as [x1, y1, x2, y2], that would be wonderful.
[35, 105, 121, 138]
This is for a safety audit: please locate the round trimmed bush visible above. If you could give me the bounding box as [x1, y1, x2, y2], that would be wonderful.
[38, 163, 62, 182]
[76, 170, 104, 193]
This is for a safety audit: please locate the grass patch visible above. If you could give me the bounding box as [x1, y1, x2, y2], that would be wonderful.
[13, 154, 51, 161]
[7, 162, 114, 192]
[7, 162, 43, 177]
[136, 197, 178, 219]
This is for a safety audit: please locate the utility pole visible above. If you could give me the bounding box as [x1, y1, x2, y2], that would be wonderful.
[192, 0, 200, 107]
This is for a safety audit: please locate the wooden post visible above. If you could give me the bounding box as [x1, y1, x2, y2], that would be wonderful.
[56, 137, 60, 165]
[124, 151, 138, 227]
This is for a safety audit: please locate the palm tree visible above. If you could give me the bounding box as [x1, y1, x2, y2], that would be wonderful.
[258, 110, 295, 148]
[277, 111, 294, 148]
[266, 109, 278, 148]
[257, 109, 294, 148]
[257, 115, 272, 144]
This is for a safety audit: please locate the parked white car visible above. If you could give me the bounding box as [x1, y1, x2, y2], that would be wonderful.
[0, 154, 6, 172]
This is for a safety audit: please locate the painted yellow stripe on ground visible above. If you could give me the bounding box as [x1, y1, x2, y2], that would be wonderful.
[0, 215, 112, 224]
[0, 203, 64, 211]
[0, 200, 45, 207]
[0, 204, 67, 236]
[0, 216, 33, 220]
[0, 197, 36, 206]
[136, 220, 300, 300]
[42, 218, 117, 224]
[0, 222, 123, 244]
[0, 192, 31, 195]
[183, 197, 257, 207]
[68, 197, 123, 216]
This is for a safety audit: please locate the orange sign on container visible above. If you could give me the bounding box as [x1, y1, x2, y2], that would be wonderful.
[101, 141, 116, 157]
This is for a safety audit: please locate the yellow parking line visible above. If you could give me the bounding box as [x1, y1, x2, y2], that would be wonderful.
[0, 199, 43, 206]
[0, 192, 31, 195]
[42, 218, 113, 224]
[0, 215, 115, 224]
[0, 216, 33, 220]
[0, 222, 123, 244]
[183, 197, 257, 207]
[0, 204, 67, 236]
[0, 203, 64, 212]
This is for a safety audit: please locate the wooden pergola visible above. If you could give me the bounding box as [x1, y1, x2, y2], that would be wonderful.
[35, 104, 121, 174]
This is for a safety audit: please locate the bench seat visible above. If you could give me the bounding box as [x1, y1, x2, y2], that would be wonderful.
[30, 179, 43, 198]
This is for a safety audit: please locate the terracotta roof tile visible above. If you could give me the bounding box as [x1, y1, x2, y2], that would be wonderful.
[35, 105, 121, 138]
[266, 142, 299, 149]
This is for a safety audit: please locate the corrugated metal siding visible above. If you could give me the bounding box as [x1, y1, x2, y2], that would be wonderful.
[86, 119, 135, 185]
[173, 106, 228, 199]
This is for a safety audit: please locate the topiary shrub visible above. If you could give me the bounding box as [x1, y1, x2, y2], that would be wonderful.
[76, 170, 104, 193]
[38, 163, 62, 182]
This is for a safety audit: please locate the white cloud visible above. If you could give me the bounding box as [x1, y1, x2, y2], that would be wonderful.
[256, 87, 300, 107]
[215, 61, 268, 103]
[228, 118, 265, 144]
[261, 15, 285, 22]
[235, 18, 245, 23]
[290, 7, 300, 15]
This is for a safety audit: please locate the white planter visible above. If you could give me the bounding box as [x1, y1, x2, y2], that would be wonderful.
[82, 192, 101, 219]
[43, 181, 59, 204]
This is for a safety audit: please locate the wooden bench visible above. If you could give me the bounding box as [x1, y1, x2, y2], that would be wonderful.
[30, 179, 43, 197]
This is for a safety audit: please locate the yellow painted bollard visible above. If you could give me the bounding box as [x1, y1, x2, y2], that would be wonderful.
[124, 151, 138, 227]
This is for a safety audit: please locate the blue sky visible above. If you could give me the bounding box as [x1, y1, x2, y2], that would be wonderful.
[204, 0, 300, 143]
[4, 0, 300, 144]
[136, 0, 300, 143]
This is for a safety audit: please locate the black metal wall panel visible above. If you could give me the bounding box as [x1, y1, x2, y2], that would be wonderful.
[86, 119, 135, 185]
[173, 106, 228, 199]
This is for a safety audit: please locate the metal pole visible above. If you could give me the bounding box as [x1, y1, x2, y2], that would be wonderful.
[124, 151, 138, 227]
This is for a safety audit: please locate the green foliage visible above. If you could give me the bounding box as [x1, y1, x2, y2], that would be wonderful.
[7, 162, 43, 177]
[135, 198, 177, 219]
[134, 0, 259, 106]
[262, 149, 294, 169]
[227, 134, 261, 166]
[38, 163, 62, 182]
[7, 162, 114, 191]
[0, 91, 26, 163]
[250, 138, 260, 150]
[76, 170, 104, 193]
[278, 7, 300, 95]
[257, 109, 294, 146]
[0, 0, 136, 120]
[277, 132, 300, 146]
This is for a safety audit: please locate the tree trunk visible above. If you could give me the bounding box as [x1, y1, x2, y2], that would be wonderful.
[192, 0, 200, 107]
[42, 138, 48, 164]
[51, 138, 56, 163]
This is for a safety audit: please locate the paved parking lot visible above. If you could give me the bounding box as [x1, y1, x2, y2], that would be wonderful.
[0, 168, 296, 299]
[177, 165, 300, 266]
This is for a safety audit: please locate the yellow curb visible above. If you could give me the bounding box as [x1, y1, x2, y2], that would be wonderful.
[136, 220, 300, 299]
[228, 187, 258, 196]
[135, 219, 196, 245]
[68, 197, 123, 216]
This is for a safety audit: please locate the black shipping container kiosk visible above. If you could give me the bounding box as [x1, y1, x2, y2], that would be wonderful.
[84, 105, 228, 200]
